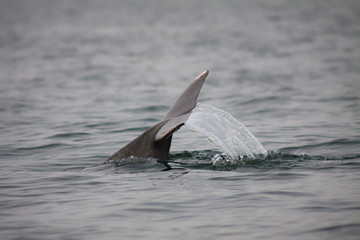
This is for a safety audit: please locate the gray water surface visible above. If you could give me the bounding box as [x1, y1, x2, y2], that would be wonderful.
[1, 0, 360, 239]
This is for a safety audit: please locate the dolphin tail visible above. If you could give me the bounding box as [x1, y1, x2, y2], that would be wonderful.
[105, 70, 209, 162]
[163, 70, 209, 121]
[155, 70, 209, 141]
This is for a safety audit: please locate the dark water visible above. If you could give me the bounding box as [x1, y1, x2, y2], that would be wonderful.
[1, 0, 360, 239]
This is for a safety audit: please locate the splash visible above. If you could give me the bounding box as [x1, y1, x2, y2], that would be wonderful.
[186, 103, 267, 164]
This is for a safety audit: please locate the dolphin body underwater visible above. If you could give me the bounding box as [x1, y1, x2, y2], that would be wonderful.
[105, 70, 209, 164]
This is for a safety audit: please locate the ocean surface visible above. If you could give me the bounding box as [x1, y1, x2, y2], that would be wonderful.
[1, 0, 360, 239]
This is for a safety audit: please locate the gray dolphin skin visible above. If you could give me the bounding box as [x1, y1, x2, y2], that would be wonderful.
[105, 70, 209, 163]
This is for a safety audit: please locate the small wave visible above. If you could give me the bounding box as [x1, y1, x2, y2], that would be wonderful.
[84, 121, 119, 128]
[71, 148, 360, 174]
[169, 150, 360, 171]
[281, 138, 360, 151]
[169, 150, 215, 170]
[124, 105, 168, 114]
[280, 138, 360, 156]
[109, 156, 170, 172]
[306, 223, 360, 237]
[48, 132, 90, 138]
[16, 143, 71, 151]
[239, 96, 285, 106]
[169, 150, 267, 171]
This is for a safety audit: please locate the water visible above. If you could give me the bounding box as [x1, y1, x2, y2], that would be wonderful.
[1, 0, 360, 239]
[186, 103, 267, 160]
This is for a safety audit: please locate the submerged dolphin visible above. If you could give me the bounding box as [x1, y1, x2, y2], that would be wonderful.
[105, 70, 209, 163]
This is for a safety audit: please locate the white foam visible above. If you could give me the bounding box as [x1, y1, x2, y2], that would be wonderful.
[186, 103, 266, 162]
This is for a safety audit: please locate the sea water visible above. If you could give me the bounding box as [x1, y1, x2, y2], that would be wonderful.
[1, 0, 360, 240]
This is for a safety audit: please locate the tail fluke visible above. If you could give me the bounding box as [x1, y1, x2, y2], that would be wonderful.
[163, 70, 208, 120]
[105, 70, 209, 162]
[156, 70, 208, 141]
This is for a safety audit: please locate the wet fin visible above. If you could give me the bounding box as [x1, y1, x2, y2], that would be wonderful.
[163, 70, 208, 120]
[156, 70, 209, 141]
[155, 113, 191, 141]
[105, 70, 209, 162]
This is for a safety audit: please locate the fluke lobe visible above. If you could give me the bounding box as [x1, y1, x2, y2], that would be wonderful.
[105, 70, 209, 163]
